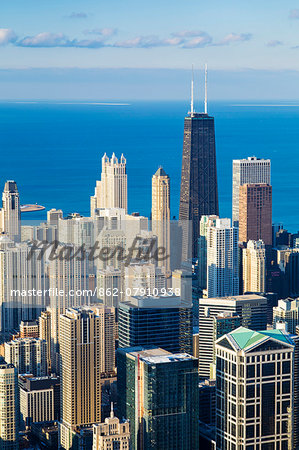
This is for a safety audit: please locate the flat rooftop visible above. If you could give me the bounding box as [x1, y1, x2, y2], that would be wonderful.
[120, 295, 183, 309]
[200, 294, 267, 305]
[128, 347, 195, 364]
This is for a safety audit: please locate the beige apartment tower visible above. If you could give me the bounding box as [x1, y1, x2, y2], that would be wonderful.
[91, 153, 127, 216]
[243, 239, 266, 293]
[39, 310, 52, 374]
[0, 363, 19, 449]
[59, 307, 102, 449]
[152, 167, 170, 274]
[96, 306, 116, 375]
[239, 183, 272, 246]
[0, 180, 21, 242]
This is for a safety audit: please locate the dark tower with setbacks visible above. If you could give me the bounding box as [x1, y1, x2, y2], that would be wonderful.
[179, 65, 219, 259]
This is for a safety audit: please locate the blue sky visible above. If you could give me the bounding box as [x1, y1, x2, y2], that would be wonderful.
[1, 0, 299, 99]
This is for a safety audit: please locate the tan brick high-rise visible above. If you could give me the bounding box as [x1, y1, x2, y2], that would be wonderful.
[152, 167, 170, 275]
[239, 183, 272, 246]
[59, 307, 101, 449]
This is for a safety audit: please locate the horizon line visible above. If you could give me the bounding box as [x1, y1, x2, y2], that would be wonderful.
[2, 99, 299, 104]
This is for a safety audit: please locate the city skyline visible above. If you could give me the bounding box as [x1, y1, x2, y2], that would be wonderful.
[1, 3, 299, 447]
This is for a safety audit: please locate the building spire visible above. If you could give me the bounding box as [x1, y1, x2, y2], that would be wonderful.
[204, 63, 208, 115]
[190, 64, 194, 116]
[110, 402, 114, 418]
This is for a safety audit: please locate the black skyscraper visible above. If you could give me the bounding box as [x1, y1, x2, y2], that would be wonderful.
[179, 70, 219, 258]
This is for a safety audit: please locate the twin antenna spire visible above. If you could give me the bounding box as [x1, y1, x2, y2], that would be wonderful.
[191, 65, 194, 115]
[190, 64, 208, 115]
[204, 63, 208, 114]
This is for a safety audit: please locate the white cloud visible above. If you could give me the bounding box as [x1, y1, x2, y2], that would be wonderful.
[65, 12, 88, 19]
[182, 34, 213, 48]
[16, 32, 109, 48]
[0, 28, 17, 45]
[114, 31, 211, 48]
[84, 28, 117, 36]
[267, 40, 283, 47]
[172, 30, 209, 38]
[114, 35, 164, 48]
[163, 37, 185, 46]
[68, 38, 108, 48]
[215, 33, 252, 46]
[4, 28, 251, 50]
[289, 9, 299, 19]
[17, 32, 67, 47]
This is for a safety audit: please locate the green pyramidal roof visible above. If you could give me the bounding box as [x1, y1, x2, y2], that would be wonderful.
[260, 329, 294, 344]
[230, 327, 264, 350]
[228, 326, 293, 350]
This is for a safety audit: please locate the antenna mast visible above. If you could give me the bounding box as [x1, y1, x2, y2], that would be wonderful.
[204, 63, 208, 114]
[191, 64, 194, 115]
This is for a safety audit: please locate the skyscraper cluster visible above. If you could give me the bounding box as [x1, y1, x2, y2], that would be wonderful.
[1, 71, 299, 450]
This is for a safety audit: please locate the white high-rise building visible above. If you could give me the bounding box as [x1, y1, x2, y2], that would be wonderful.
[123, 214, 148, 249]
[5, 337, 47, 376]
[0, 363, 19, 449]
[198, 294, 268, 378]
[273, 298, 299, 334]
[21, 225, 35, 242]
[97, 267, 122, 307]
[152, 167, 170, 274]
[93, 208, 149, 258]
[48, 243, 89, 373]
[124, 262, 166, 300]
[232, 156, 271, 226]
[36, 223, 58, 242]
[96, 229, 126, 271]
[0, 180, 21, 242]
[58, 214, 94, 248]
[47, 208, 63, 226]
[0, 236, 46, 332]
[91, 153, 127, 217]
[243, 239, 266, 293]
[206, 218, 239, 298]
[198, 215, 219, 291]
[21, 223, 57, 243]
[93, 207, 125, 236]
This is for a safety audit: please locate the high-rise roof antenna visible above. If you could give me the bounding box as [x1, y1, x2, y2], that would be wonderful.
[204, 63, 208, 114]
[191, 64, 194, 116]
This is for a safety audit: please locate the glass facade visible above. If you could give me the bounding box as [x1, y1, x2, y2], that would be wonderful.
[118, 304, 192, 354]
[179, 113, 219, 258]
[117, 347, 199, 450]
